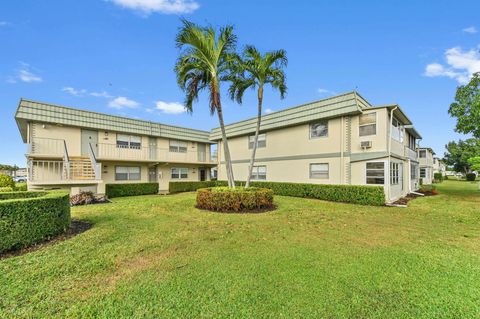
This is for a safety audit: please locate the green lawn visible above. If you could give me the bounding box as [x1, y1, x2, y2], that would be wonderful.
[1, 181, 479, 318]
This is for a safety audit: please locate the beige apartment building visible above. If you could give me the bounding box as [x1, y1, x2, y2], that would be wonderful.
[418, 147, 435, 184]
[433, 156, 446, 177]
[15, 99, 216, 194]
[210, 92, 423, 202]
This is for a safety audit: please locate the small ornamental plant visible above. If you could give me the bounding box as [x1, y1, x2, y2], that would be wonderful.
[196, 187, 274, 213]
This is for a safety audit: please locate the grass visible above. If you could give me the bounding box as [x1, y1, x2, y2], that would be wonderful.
[1, 180, 479, 318]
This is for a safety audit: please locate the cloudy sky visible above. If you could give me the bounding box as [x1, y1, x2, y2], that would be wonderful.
[1, 0, 479, 165]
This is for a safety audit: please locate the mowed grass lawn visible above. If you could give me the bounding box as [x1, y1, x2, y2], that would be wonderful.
[1, 181, 480, 318]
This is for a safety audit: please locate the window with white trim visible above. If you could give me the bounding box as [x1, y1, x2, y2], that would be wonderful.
[411, 163, 418, 179]
[248, 134, 266, 149]
[310, 163, 329, 179]
[366, 162, 384, 185]
[115, 166, 141, 181]
[310, 121, 328, 138]
[117, 134, 141, 149]
[171, 167, 188, 179]
[419, 150, 426, 158]
[359, 112, 377, 136]
[251, 165, 266, 180]
[420, 168, 426, 178]
[169, 140, 188, 153]
[391, 117, 404, 142]
[408, 134, 416, 150]
[390, 162, 400, 185]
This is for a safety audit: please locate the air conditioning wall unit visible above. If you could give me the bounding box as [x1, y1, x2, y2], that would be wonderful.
[361, 141, 372, 149]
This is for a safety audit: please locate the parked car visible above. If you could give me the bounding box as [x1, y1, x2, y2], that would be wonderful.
[13, 176, 27, 183]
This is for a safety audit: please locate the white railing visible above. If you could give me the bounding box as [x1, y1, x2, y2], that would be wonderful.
[88, 142, 102, 180]
[29, 137, 64, 157]
[97, 143, 214, 163]
[405, 147, 417, 160]
[29, 160, 64, 182]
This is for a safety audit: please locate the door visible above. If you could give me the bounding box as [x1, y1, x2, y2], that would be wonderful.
[81, 130, 98, 156]
[197, 143, 206, 162]
[149, 137, 157, 160]
[199, 168, 206, 181]
[148, 166, 157, 182]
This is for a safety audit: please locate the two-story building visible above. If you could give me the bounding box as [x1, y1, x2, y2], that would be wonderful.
[15, 99, 216, 194]
[417, 147, 436, 184]
[433, 157, 446, 177]
[210, 92, 422, 202]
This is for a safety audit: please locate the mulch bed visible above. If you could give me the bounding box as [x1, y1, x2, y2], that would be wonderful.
[391, 191, 438, 206]
[0, 219, 93, 260]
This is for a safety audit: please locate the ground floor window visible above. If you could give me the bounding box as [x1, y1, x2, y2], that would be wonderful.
[390, 162, 400, 185]
[251, 166, 266, 180]
[115, 166, 141, 181]
[420, 168, 426, 178]
[366, 162, 384, 185]
[171, 167, 188, 179]
[310, 163, 329, 179]
[411, 163, 418, 179]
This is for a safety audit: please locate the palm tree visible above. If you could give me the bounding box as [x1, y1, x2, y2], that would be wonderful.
[175, 19, 236, 188]
[229, 46, 287, 187]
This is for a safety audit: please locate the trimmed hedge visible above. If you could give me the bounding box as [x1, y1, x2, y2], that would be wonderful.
[106, 183, 159, 198]
[466, 173, 477, 181]
[0, 191, 70, 253]
[0, 187, 13, 193]
[171, 180, 385, 206]
[15, 183, 28, 192]
[0, 174, 15, 189]
[196, 187, 274, 212]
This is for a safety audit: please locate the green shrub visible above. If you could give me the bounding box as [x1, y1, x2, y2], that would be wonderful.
[196, 187, 274, 212]
[106, 183, 159, 198]
[0, 191, 70, 253]
[169, 181, 227, 193]
[466, 173, 476, 181]
[15, 182, 28, 191]
[0, 174, 15, 189]
[419, 184, 437, 194]
[0, 187, 13, 193]
[433, 173, 443, 183]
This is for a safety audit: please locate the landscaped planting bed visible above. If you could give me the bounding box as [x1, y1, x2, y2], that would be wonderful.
[0, 191, 70, 253]
[106, 182, 159, 198]
[196, 187, 274, 212]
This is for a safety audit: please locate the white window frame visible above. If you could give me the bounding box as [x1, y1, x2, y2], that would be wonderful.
[391, 117, 404, 143]
[366, 162, 385, 185]
[359, 112, 377, 137]
[171, 167, 188, 179]
[390, 162, 400, 185]
[410, 163, 418, 180]
[115, 166, 141, 181]
[419, 150, 426, 158]
[116, 134, 142, 150]
[420, 168, 426, 178]
[251, 165, 266, 180]
[309, 121, 328, 139]
[248, 134, 266, 149]
[169, 140, 188, 153]
[309, 163, 329, 179]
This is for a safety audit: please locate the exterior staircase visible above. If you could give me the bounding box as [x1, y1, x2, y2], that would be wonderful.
[64, 156, 96, 180]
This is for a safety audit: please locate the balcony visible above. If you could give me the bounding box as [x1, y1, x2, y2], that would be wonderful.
[28, 137, 65, 158]
[96, 143, 217, 165]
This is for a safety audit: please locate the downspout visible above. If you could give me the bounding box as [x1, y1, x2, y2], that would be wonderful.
[340, 116, 344, 184]
[387, 106, 398, 201]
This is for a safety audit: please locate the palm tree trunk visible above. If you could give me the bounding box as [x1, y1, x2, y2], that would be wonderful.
[216, 103, 235, 188]
[245, 87, 263, 188]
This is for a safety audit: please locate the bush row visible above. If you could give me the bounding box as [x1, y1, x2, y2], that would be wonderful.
[106, 183, 159, 198]
[0, 191, 71, 253]
[196, 187, 274, 212]
[171, 181, 385, 206]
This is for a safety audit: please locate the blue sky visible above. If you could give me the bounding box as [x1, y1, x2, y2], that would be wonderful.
[1, 0, 479, 166]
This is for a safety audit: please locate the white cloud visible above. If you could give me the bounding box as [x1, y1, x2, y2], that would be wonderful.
[8, 63, 43, 83]
[317, 88, 336, 96]
[154, 100, 186, 114]
[62, 87, 87, 96]
[108, 0, 199, 15]
[424, 46, 480, 84]
[265, 108, 274, 114]
[108, 96, 140, 109]
[0, 21, 9, 27]
[90, 91, 113, 98]
[462, 26, 477, 34]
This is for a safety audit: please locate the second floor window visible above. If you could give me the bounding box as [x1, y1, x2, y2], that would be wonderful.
[359, 112, 376, 136]
[408, 134, 416, 150]
[310, 121, 328, 138]
[169, 140, 188, 153]
[419, 150, 426, 158]
[117, 134, 141, 149]
[251, 165, 267, 180]
[248, 134, 266, 149]
[391, 117, 404, 142]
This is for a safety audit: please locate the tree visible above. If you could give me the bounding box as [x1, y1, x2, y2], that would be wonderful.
[449, 72, 480, 138]
[468, 156, 480, 172]
[175, 19, 237, 188]
[443, 138, 480, 173]
[229, 46, 287, 187]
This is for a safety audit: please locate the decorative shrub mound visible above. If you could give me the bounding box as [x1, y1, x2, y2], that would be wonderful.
[433, 173, 443, 183]
[0, 191, 70, 253]
[15, 183, 28, 191]
[0, 174, 15, 189]
[419, 184, 438, 195]
[466, 173, 477, 181]
[0, 187, 13, 193]
[105, 183, 159, 198]
[196, 187, 274, 212]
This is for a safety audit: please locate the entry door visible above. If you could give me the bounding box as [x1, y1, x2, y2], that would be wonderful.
[81, 130, 98, 156]
[199, 168, 206, 181]
[149, 137, 157, 160]
[148, 166, 157, 182]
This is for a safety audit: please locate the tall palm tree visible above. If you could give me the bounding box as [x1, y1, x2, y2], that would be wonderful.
[229, 46, 287, 187]
[175, 19, 236, 188]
